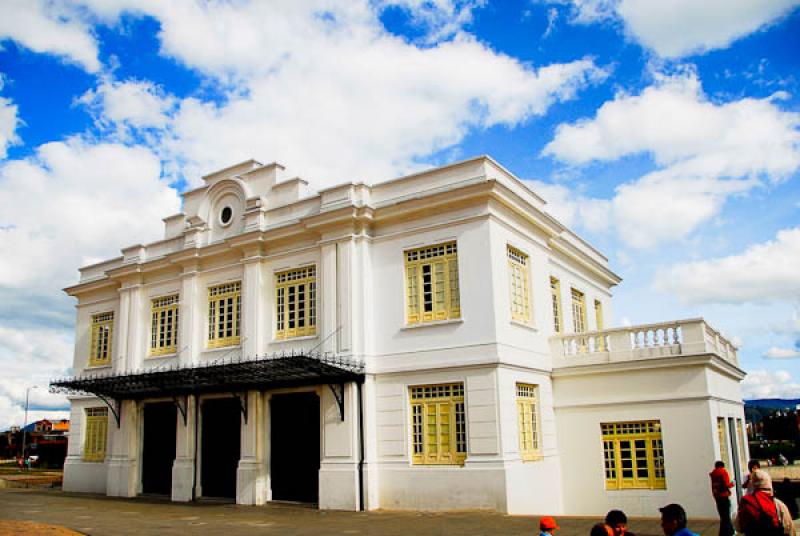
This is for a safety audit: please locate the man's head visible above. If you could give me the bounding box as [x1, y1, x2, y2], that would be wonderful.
[659, 504, 687, 536]
[752, 469, 774, 495]
[591, 523, 613, 536]
[714, 460, 725, 469]
[748, 459, 761, 471]
[604, 510, 628, 535]
[539, 516, 559, 534]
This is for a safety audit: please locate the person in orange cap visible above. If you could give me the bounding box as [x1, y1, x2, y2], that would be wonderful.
[539, 516, 560, 535]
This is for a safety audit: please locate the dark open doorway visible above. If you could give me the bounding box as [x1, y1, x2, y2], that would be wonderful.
[201, 397, 241, 499]
[141, 401, 177, 495]
[271, 391, 320, 503]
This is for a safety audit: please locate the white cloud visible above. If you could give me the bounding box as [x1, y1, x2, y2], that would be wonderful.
[378, 0, 486, 42]
[78, 79, 175, 131]
[0, 0, 101, 72]
[542, 71, 800, 248]
[0, 325, 73, 430]
[617, 0, 800, 58]
[765, 347, 800, 359]
[0, 139, 181, 429]
[0, 86, 20, 159]
[524, 179, 611, 233]
[0, 139, 181, 290]
[742, 369, 800, 399]
[75, 1, 605, 186]
[553, 0, 800, 58]
[657, 227, 800, 305]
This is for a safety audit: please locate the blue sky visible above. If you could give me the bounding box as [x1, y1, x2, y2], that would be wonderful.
[0, 0, 798, 428]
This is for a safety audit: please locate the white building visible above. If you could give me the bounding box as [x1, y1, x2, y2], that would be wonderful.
[53, 156, 747, 518]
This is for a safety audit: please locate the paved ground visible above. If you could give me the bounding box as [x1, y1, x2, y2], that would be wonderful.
[0, 488, 723, 535]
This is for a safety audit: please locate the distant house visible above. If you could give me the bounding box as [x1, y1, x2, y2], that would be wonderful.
[0, 419, 69, 467]
[53, 156, 746, 517]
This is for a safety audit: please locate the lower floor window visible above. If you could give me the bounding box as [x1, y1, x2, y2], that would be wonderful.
[410, 383, 466, 465]
[602, 420, 666, 490]
[516, 383, 542, 461]
[83, 407, 108, 462]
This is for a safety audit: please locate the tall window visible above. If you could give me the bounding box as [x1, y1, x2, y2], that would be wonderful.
[83, 407, 108, 462]
[718, 417, 728, 464]
[571, 288, 587, 333]
[150, 294, 179, 356]
[410, 383, 466, 465]
[594, 299, 604, 331]
[517, 383, 541, 461]
[275, 266, 317, 340]
[208, 281, 241, 348]
[550, 277, 562, 333]
[89, 312, 114, 366]
[405, 242, 460, 324]
[507, 246, 531, 323]
[737, 419, 747, 468]
[602, 420, 666, 490]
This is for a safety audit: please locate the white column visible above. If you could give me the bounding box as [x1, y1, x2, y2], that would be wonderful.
[320, 243, 338, 353]
[237, 391, 268, 505]
[179, 266, 201, 367]
[318, 381, 360, 511]
[361, 375, 380, 510]
[106, 399, 140, 497]
[242, 252, 265, 358]
[172, 395, 196, 502]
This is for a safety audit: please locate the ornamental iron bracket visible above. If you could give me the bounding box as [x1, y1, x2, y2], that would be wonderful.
[328, 383, 345, 421]
[172, 395, 188, 426]
[231, 391, 248, 424]
[96, 394, 121, 428]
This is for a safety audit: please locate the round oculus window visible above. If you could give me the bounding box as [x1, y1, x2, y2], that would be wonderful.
[220, 206, 233, 225]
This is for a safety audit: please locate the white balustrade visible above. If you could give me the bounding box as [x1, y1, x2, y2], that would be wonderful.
[550, 318, 739, 367]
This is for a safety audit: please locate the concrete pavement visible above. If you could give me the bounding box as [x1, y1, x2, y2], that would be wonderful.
[0, 488, 722, 535]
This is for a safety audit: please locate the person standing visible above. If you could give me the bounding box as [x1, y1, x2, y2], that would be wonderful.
[742, 460, 761, 495]
[539, 516, 559, 536]
[659, 504, 699, 536]
[735, 469, 795, 536]
[710, 461, 735, 536]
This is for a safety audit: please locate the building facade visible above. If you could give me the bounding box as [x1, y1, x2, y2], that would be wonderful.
[54, 156, 747, 517]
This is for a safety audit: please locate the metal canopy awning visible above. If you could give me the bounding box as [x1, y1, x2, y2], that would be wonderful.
[50, 351, 364, 425]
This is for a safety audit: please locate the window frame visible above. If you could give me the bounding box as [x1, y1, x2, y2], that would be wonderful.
[149, 294, 179, 357]
[550, 277, 562, 333]
[83, 407, 108, 462]
[275, 265, 317, 340]
[594, 299, 604, 331]
[602, 420, 666, 490]
[207, 281, 241, 349]
[516, 383, 542, 461]
[89, 312, 114, 366]
[717, 417, 728, 465]
[404, 242, 461, 325]
[507, 246, 531, 324]
[409, 383, 467, 465]
[571, 287, 587, 333]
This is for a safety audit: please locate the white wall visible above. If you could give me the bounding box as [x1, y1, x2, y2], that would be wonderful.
[62, 396, 112, 494]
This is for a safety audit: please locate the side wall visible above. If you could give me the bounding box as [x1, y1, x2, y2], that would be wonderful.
[554, 362, 745, 518]
[62, 397, 111, 494]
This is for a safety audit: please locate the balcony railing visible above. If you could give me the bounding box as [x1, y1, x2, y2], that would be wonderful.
[550, 318, 739, 368]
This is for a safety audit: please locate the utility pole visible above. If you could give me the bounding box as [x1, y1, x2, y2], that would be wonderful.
[20, 386, 37, 469]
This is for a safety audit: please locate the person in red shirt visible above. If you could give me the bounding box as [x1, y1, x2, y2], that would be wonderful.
[709, 461, 735, 536]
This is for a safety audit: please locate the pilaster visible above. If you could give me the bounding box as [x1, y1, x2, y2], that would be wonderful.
[242, 246, 265, 358]
[179, 264, 201, 367]
[106, 399, 140, 497]
[320, 243, 338, 353]
[237, 391, 268, 505]
[172, 395, 196, 502]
